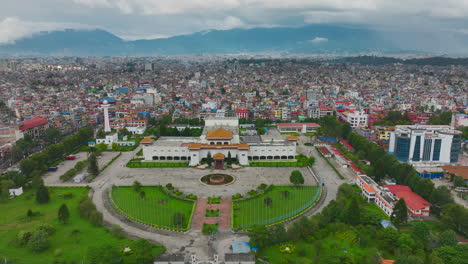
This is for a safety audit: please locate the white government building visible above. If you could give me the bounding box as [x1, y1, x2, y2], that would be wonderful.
[142, 117, 298, 169]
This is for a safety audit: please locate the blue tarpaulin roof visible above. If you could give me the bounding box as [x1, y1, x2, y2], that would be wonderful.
[232, 241, 251, 253]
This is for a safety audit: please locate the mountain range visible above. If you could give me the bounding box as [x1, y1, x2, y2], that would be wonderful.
[1, 24, 467, 56]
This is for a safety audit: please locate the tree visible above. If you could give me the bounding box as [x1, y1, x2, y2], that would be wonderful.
[346, 198, 361, 225]
[206, 152, 213, 165]
[395, 255, 424, 264]
[341, 123, 352, 140]
[28, 230, 50, 253]
[289, 170, 304, 186]
[87, 244, 122, 264]
[270, 225, 288, 245]
[441, 204, 468, 236]
[58, 204, 70, 224]
[429, 186, 454, 216]
[27, 209, 33, 219]
[391, 199, 408, 227]
[264, 197, 273, 208]
[453, 176, 467, 188]
[412, 222, 430, 247]
[173, 212, 186, 228]
[227, 151, 232, 165]
[139, 191, 146, 200]
[128, 239, 157, 264]
[397, 233, 416, 254]
[248, 225, 271, 248]
[89, 210, 103, 226]
[36, 185, 50, 204]
[439, 230, 458, 247]
[96, 129, 106, 138]
[43, 127, 62, 144]
[88, 153, 99, 177]
[133, 180, 142, 192]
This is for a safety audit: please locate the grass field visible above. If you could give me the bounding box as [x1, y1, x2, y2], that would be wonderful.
[0, 187, 165, 264]
[111, 186, 195, 231]
[362, 202, 389, 220]
[232, 185, 320, 230]
[260, 231, 379, 264]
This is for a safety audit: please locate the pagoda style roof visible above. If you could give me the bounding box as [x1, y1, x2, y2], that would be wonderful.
[206, 128, 233, 139]
[188, 144, 249, 150]
[213, 153, 225, 159]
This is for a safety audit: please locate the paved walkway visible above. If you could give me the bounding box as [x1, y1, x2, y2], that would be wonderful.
[192, 199, 208, 231]
[218, 199, 232, 232]
[191, 199, 232, 233]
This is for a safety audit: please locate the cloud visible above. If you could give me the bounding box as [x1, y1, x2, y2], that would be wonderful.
[1, 0, 468, 44]
[0, 17, 91, 44]
[309, 37, 328, 44]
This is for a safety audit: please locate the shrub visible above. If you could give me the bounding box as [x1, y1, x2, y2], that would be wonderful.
[174, 190, 183, 196]
[110, 224, 124, 239]
[202, 223, 218, 235]
[166, 183, 174, 190]
[279, 243, 296, 254]
[258, 184, 268, 190]
[207, 196, 221, 204]
[17, 230, 32, 246]
[37, 223, 56, 236]
[232, 193, 243, 200]
[28, 230, 50, 253]
[186, 194, 197, 200]
[248, 189, 258, 196]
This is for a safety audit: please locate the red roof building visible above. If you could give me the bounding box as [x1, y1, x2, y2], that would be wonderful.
[383, 185, 431, 216]
[19, 116, 49, 139]
[235, 107, 249, 119]
[339, 139, 355, 151]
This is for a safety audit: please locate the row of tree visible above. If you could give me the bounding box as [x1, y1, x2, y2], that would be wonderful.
[19, 126, 93, 179]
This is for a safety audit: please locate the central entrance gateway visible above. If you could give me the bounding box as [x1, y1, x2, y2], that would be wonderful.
[213, 153, 225, 170]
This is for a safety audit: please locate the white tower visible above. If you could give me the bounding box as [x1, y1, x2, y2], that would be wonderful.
[102, 100, 111, 132]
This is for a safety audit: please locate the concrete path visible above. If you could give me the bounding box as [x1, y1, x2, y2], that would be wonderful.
[218, 200, 232, 232]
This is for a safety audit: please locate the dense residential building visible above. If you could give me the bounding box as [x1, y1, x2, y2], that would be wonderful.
[389, 125, 462, 166]
[337, 109, 368, 128]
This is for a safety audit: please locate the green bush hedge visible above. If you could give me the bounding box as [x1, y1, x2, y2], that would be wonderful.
[127, 161, 189, 168]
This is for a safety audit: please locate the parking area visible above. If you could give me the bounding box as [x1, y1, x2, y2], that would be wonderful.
[43, 151, 120, 184]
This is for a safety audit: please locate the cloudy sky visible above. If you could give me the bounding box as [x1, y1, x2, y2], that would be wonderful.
[0, 0, 467, 43]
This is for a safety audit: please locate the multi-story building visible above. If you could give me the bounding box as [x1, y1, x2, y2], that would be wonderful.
[19, 116, 49, 139]
[235, 107, 249, 119]
[389, 125, 462, 166]
[339, 109, 368, 128]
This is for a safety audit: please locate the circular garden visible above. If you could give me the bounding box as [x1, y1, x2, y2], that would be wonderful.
[200, 174, 235, 186]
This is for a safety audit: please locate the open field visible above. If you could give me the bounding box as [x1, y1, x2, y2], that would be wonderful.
[0, 187, 164, 264]
[110, 186, 195, 231]
[232, 185, 320, 230]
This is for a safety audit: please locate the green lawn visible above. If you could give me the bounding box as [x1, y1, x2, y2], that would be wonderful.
[362, 202, 389, 220]
[232, 185, 320, 230]
[0, 187, 164, 264]
[111, 186, 195, 231]
[260, 231, 379, 264]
